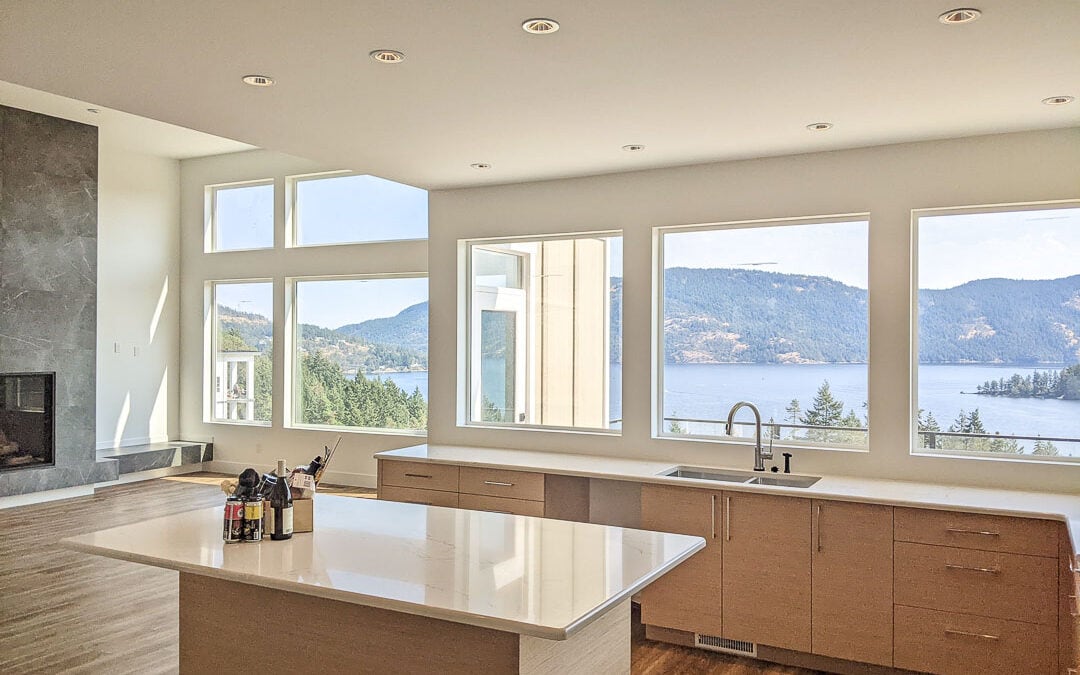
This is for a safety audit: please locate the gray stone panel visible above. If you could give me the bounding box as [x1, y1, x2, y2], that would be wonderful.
[0, 104, 98, 498]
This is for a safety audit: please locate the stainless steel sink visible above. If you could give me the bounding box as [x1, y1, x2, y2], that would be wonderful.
[746, 475, 822, 488]
[660, 467, 758, 482]
[659, 466, 821, 488]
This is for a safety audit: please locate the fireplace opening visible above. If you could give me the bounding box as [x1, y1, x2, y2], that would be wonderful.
[0, 372, 55, 471]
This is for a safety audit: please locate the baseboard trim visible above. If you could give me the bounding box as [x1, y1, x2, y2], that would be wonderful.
[207, 460, 377, 488]
[94, 463, 208, 487]
[0, 485, 94, 510]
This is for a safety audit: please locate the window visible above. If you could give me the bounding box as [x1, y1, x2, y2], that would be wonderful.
[210, 281, 273, 424]
[914, 204, 1080, 459]
[657, 218, 869, 447]
[208, 181, 274, 251]
[292, 276, 428, 432]
[463, 233, 622, 431]
[290, 173, 427, 246]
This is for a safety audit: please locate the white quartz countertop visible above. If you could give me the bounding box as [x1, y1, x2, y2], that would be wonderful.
[377, 443, 1080, 563]
[61, 494, 704, 640]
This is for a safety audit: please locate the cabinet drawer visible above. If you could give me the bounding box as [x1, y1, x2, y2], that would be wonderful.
[380, 460, 459, 493]
[894, 605, 1055, 675]
[379, 485, 459, 508]
[895, 507, 1057, 557]
[458, 493, 545, 517]
[895, 541, 1056, 625]
[459, 467, 544, 501]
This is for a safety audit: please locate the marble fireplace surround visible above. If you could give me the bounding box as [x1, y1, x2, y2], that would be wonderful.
[0, 104, 116, 497]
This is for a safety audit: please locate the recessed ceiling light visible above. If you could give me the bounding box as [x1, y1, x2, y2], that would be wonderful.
[370, 49, 405, 64]
[1042, 95, 1074, 106]
[522, 18, 560, 34]
[622, 144, 645, 152]
[938, 8, 981, 24]
[470, 163, 491, 170]
[806, 122, 833, 131]
[242, 75, 275, 87]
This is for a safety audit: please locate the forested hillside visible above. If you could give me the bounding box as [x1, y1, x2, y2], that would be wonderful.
[218, 304, 427, 374]
[628, 269, 1080, 365]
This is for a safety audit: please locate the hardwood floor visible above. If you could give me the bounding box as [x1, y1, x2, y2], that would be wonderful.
[0, 473, 819, 674]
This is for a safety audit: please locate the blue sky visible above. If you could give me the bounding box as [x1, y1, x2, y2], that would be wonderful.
[214, 174, 427, 251]
[918, 207, 1080, 289]
[664, 220, 870, 288]
[296, 277, 428, 329]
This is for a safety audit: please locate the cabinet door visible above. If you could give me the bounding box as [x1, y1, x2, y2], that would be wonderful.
[811, 500, 893, 666]
[640, 484, 722, 636]
[722, 491, 811, 652]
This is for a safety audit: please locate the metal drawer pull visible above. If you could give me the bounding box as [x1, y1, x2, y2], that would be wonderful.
[710, 494, 717, 539]
[944, 629, 1000, 641]
[404, 473, 432, 479]
[483, 480, 514, 487]
[945, 563, 1001, 574]
[945, 528, 1000, 536]
[724, 496, 731, 541]
[815, 504, 822, 553]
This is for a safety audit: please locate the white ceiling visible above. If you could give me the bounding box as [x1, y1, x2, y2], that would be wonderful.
[0, 80, 253, 160]
[0, 1, 1077, 189]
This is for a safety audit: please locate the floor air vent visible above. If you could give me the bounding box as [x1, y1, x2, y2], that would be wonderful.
[694, 633, 757, 657]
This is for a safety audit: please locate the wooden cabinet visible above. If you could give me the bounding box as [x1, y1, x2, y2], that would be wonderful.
[810, 500, 893, 666]
[639, 484, 723, 636]
[378, 484, 459, 508]
[721, 491, 811, 652]
[379, 460, 547, 517]
[895, 605, 1056, 675]
[893, 507, 1061, 675]
[894, 541, 1056, 625]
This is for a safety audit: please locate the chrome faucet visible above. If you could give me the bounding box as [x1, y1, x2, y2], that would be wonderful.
[724, 401, 772, 472]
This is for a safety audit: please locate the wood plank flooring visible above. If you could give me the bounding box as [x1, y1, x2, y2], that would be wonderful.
[0, 473, 818, 674]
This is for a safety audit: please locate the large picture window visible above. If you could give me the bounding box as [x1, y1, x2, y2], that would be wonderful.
[292, 276, 428, 432]
[207, 180, 274, 251]
[914, 204, 1080, 459]
[657, 217, 869, 447]
[290, 172, 427, 247]
[210, 281, 273, 424]
[464, 233, 622, 431]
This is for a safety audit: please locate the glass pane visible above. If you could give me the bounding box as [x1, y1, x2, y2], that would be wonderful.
[213, 282, 273, 422]
[480, 310, 516, 423]
[295, 277, 428, 431]
[661, 220, 869, 446]
[294, 174, 427, 246]
[467, 235, 621, 430]
[213, 183, 274, 251]
[916, 207, 1080, 458]
[474, 249, 523, 289]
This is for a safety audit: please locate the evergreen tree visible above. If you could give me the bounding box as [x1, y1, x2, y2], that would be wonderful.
[800, 381, 844, 427]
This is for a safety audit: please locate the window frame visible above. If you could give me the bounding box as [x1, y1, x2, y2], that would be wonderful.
[285, 272, 429, 436]
[204, 179, 276, 253]
[285, 170, 429, 249]
[205, 278, 274, 427]
[460, 231, 622, 435]
[909, 199, 1080, 463]
[653, 213, 871, 451]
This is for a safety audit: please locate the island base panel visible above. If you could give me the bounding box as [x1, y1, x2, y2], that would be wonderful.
[178, 573, 629, 674]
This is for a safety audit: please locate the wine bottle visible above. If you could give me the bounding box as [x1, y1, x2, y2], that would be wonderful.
[269, 459, 293, 540]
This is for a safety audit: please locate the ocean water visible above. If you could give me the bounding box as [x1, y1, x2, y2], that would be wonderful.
[373, 363, 1080, 454]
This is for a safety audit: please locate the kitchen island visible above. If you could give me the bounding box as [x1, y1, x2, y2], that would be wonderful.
[62, 494, 704, 674]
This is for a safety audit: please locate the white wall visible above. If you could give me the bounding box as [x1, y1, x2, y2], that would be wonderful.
[178, 150, 428, 486]
[428, 128, 1080, 494]
[96, 144, 180, 449]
